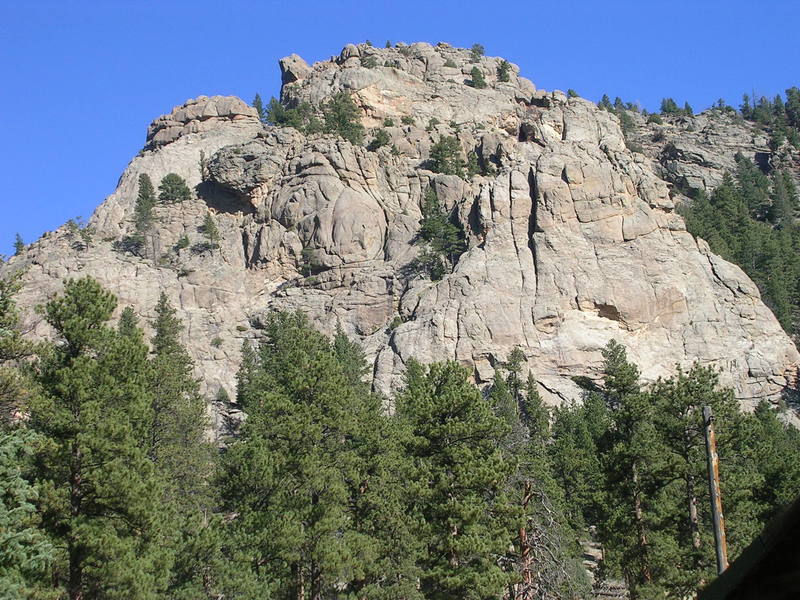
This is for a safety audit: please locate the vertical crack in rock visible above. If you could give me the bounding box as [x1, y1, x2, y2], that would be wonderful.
[527, 167, 540, 296]
[241, 229, 252, 268]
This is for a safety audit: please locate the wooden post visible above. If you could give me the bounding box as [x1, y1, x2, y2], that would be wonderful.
[703, 406, 729, 574]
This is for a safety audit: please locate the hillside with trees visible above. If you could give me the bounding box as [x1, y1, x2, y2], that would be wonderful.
[1, 277, 799, 598]
[3, 41, 800, 599]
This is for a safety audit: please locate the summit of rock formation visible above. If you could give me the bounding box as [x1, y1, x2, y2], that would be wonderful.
[4, 42, 798, 430]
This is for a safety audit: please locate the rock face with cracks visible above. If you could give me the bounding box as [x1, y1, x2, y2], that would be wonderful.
[4, 43, 798, 432]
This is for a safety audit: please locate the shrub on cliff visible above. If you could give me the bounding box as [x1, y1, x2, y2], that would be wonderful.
[468, 66, 487, 89]
[409, 186, 466, 280]
[497, 59, 511, 82]
[264, 97, 322, 133]
[469, 43, 485, 62]
[322, 92, 365, 145]
[428, 136, 465, 176]
[201, 212, 220, 246]
[367, 128, 390, 151]
[647, 113, 664, 125]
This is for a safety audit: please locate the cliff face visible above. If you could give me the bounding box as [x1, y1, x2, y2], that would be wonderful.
[4, 42, 798, 427]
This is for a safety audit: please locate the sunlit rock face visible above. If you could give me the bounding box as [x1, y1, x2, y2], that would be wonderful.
[4, 43, 797, 434]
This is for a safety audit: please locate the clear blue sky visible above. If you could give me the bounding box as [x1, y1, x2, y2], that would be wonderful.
[1, 0, 798, 256]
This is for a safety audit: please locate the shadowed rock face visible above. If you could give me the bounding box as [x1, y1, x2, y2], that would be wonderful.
[4, 43, 798, 431]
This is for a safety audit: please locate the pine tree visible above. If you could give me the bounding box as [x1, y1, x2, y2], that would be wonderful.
[528, 341, 800, 597]
[146, 293, 216, 597]
[158, 173, 192, 203]
[469, 66, 487, 89]
[660, 98, 680, 114]
[505, 346, 526, 399]
[117, 306, 139, 339]
[785, 86, 800, 128]
[745, 401, 800, 520]
[13, 234, 24, 256]
[682, 158, 800, 337]
[265, 97, 322, 133]
[646, 364, 768, 595]
[598, 94, 614, 112]
[148, 292, 212, 511]
[397, 359, 515, 600]
[252, 93, 266, 123]
[598, 340, 664, 596]
[134, 174, 156, 234]
[202, 213, 220, 246]
[601, 339, 640, 408]
[753, 96, 773, 125]
[497, 60, 511, 82]
[492, 366, 589, 600]
[322, 91, 365, 145]
[415, 185, 467, 272]
[341, 332, 423, 600]
[0, 428, 53, 597]
[331, 325, 369, 389]
[218, 311, 406, 598]
[235, 339, 257, 406]
[166, 513, 261, 600]
[550, 400, 603, 528]
[367, 128, 390, 151]
[29, 277, 174, 599]
[740, 94, 753, 120]
[0, 274, 33, 422]
[770, 170, 797, 227]
[66, 217, 94, 250]
[644, 366, 722, 594]
[735, 154, 771, 219]
[428, 136, 466, 176]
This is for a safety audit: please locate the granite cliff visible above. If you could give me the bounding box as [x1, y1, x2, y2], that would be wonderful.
[4, 42, 798, 430]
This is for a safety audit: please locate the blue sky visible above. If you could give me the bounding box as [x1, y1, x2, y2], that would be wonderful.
[1, 0, 798, 256]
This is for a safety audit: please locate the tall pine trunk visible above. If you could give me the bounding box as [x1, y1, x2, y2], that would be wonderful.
[293, 564, 305, 600]
[311, 566, 322, 600]
[684, 422, 702, 552]
[687, 472, 701, 549]
[632, 462, 652, 586]
[68, 441, 83, 600]
[515, 479, 534, 599]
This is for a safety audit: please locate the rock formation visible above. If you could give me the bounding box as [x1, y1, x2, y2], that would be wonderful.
[627, 108, 800, 198]
[4, 42, 798, 430]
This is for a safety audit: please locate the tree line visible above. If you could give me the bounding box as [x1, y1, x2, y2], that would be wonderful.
[597, 85, 800, 153]
[1, 275, 799, 599]
[739, 87, 800, 150]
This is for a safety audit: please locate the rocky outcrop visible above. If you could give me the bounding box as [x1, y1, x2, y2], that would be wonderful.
[3, 43, 798, 430]
[279, 54, 312, 85]
[145, 95, 260, 149]
[627, 109, 800, 197]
